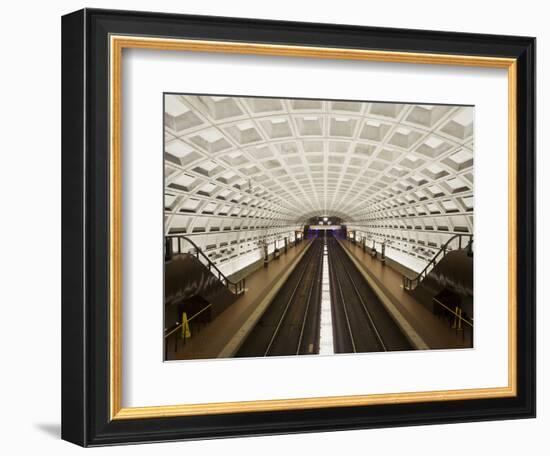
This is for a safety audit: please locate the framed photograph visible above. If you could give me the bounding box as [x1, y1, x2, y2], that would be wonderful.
[61, 8, 536, 446]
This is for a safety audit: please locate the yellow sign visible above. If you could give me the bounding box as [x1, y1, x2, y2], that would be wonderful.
[181, 312, 191, 339]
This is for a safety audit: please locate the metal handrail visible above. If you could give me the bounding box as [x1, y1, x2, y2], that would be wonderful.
[432, 298, 473, 328]
[164, 303, 213, 338]
[402, 233, 473, 291]
[165, 234, 246, 295]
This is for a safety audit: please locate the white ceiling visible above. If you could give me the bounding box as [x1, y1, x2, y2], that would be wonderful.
[164, 94, 473, 267]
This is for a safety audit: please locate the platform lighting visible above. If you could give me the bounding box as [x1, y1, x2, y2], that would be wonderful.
[323, 216, 328, 221]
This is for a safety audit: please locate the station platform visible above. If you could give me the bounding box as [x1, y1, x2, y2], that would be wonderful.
[339, 239, 472, 350]
[166, 240, 312, 361]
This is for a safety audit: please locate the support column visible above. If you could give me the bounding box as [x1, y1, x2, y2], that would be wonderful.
[263, 242, 268, 267]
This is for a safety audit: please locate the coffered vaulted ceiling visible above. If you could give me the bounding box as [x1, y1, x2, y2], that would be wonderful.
[164, 94, 474, 267]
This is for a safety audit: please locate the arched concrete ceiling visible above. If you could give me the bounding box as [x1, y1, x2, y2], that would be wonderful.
[164, 94, 473, 270]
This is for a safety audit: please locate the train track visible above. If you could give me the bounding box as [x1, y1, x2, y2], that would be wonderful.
[327, 238, 412, 354]
[236, 238, 324, 357]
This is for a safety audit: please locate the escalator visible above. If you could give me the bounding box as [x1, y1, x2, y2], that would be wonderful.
[404, 234, 473, 332]
[164, 235, 245, 348]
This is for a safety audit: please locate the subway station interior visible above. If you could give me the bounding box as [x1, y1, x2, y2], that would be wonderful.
[164, 95, 474, 360]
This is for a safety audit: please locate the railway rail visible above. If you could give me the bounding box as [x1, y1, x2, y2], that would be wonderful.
[237, 235, 412, 357]
[327, 237, 413, 354]
[236, 238, 323, 357]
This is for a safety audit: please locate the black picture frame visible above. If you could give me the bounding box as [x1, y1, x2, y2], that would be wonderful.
[62, 8, 536, 447]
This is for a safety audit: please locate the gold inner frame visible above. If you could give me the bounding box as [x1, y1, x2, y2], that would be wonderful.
[109, 35, 518, 420]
